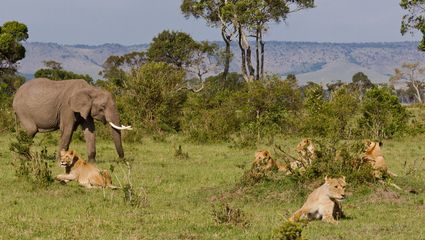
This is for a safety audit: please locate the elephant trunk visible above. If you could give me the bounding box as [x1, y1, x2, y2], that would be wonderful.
[106, 111, 124, 159]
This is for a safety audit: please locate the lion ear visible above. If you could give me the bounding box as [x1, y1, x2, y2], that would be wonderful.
[324, 175, 329, 182]
[342, 176, 346, 181]
[60, 149, 66, 156]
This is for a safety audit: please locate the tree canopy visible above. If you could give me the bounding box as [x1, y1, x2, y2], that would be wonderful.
[0, 21, 28, 75]
[34, 60, 94, 84]
[400, 0, 425, 50]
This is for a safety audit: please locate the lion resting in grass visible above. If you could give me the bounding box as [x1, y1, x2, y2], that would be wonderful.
[289, 176, 346, 224]
[55, 149, 117, 189]
[253, 150, 289, 173]
[363, 140, 396, 178]
[296, 138, 317, 166]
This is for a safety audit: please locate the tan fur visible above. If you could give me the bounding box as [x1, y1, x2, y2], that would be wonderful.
[362, 140, 396, 178]
[296, 138, 317, 166]
[55, 149, 117, 189]
[253, 150, 289, 173]
[289, 176, 346, 224]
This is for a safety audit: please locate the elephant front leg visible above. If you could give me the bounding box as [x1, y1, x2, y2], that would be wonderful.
[58, 124, 75, 160]
[82, 119, 96, 162]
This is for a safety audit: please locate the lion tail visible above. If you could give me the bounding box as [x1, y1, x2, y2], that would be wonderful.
[101, 170, 120, 190]
[289, 209, 304, 222]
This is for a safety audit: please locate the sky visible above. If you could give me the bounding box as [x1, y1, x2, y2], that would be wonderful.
[0, 0, 419, 45]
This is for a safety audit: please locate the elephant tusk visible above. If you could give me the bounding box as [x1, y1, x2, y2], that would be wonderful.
[109, 122, 133, 130]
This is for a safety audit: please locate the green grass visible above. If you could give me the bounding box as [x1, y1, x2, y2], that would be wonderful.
[0, 133, 425, 239]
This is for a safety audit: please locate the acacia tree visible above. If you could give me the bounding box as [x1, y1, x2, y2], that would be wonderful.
[235, 0, 314, 81]
[147, 30, 220, 91]
[181, 0, 314, 82]
[389, 62, 425, 103]
[400, 0, 425, 51]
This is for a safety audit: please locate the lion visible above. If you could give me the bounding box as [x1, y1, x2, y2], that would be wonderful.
[289, 176, 346, 224]
[55, 149, 117, 189]
[253, 150, 289, 173]
[296, 138, 317, 166]
[362, 140, 396, 178]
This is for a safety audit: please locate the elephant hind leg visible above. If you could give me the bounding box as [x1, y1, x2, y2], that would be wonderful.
[19, 118, 38, 137]
[15, 111, 38, 137]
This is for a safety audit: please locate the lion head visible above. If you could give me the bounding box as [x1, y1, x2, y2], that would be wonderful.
[296, 138, 316, 154]
[325, 176, 346, 201]
[59, 149, 78, 167]
[364, 140, 382, 155]
[255, 150, 271, 163]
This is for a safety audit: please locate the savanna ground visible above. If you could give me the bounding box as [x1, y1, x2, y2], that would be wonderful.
[1, 132, 425, 240]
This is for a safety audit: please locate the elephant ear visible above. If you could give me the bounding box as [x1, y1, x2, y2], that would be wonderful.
[69, 89, 92, 120]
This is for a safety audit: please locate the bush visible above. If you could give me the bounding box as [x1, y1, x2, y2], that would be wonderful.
[9, 131, 55, 187]
[272, 221, 307, 240]
[182, 74, 302, 143]
[358, 87, 409, 139]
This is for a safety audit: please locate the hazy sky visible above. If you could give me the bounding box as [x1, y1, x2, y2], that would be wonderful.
[0, 0, 419, 45]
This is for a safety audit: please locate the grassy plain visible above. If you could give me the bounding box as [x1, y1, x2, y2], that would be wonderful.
[0, 133, 425, 239]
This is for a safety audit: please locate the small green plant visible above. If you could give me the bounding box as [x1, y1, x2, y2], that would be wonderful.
[212, 202, 249, 228]
[113, 157, 149, 208]
[174, 145, 189, 160]
[272, 220, 307, 240]
[9, 131, 55, 187]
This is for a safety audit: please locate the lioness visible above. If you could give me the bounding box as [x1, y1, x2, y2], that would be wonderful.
[296, 138, 317, 166]
[253, 150, 289, 173]
[289, 176, 346, 224]
[56, 149, 117, 189]
[363, 140, 396, 178]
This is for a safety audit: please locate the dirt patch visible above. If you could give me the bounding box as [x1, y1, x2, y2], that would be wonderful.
[365, 187, 404, 204]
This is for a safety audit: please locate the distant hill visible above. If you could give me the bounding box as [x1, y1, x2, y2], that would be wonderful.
[19, 41, 425, 84]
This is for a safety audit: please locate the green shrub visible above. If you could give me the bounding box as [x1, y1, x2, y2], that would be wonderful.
[358, 87, 409, 139]
[272, 221, 307, 240]
[9, 131, 55, 187]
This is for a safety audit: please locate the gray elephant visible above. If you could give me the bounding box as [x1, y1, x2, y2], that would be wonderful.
[13, 78, 132, 162]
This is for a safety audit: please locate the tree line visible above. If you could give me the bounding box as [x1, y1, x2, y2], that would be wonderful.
[0, 0, 424, 143]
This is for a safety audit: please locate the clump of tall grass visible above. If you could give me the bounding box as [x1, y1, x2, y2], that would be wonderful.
[211, 202, 250, 228]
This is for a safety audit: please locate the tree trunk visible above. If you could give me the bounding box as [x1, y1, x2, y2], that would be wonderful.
[246, 46, 255, 79]
[221, 27, 231, 81]
[412, 81, 423, 103]
[255, 28, 260, 81]
[238, 25, 249, 82]
[260, 30, 265, 80]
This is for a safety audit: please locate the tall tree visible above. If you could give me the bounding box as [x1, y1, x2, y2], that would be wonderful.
[99, 51, 146, 88]
[400, 0, 425, 51]
[389, 62, 425, 103]
[147, 30, 199, 68]
[0, 21, 28, 75]
[181, 0, 236, 80]
[182, 0, 314, 82]
[0, 21, 28, 96]
[147, 30, 219, 87]
[233, 0, 314, 81]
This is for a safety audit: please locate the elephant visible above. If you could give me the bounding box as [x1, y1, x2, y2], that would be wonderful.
[13, 78, 132, 162]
